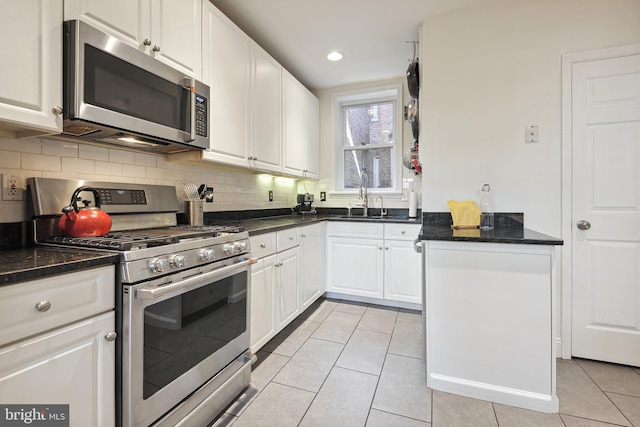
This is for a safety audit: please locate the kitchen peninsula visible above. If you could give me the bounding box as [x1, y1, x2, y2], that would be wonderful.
[418, 213, 563, 413]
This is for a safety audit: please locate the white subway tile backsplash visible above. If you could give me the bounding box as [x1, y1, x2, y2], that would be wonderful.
[42, 139, 79, 157]
[109, 148, 135, 164]
[0, 150, 20, 168]
[155, 156, 176, 170]
[95, 161, 123, 176]
[22, 153, 61, 171]
[134, 152, 157, 167]
[0, 137, 41, 153]
[133, 177, 157, 184]
[122, 164, 146, 178]
[42, 171, 79, 180]
[79, 144, 109, 161]
[61, 157, 95, 174]
[145, 167, 166, 179]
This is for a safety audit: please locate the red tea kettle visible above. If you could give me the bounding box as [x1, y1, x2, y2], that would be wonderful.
[58, 186, 112, 237]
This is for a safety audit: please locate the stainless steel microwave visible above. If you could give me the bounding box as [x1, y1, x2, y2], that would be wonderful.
[62, 20, 209, 154]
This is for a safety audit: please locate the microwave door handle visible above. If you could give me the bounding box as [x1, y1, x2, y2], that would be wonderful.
[136, 259, 251, 300]
[184, 77, 196, 142]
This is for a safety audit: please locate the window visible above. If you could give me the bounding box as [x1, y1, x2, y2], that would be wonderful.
[334, 86, 401, 193]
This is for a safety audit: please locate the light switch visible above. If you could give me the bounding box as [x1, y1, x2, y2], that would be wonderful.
[526, 125, 539, 143]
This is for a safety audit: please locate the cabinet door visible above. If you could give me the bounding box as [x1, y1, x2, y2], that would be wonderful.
[327, 236, 384, 299]
[250, 255, 277, 352]
[250, 42, 282, 173]
[304, 89, 320, 179]
[64, 0, 147, 49]
[0, 0, 62, 137]
[384, 239, 422, 304]
[277, 247, 300, 330]
[282, 70, 305, 176]
[202, 3, 250, 166]
[150, 0, 202, 78]
[0, 312, 116, 427]
[300, 222, 325, 310]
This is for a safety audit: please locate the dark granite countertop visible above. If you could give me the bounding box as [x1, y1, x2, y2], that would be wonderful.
[0, 248, 119, 285]
[216, 213, 422, 236]
[418, 213, 563, 245]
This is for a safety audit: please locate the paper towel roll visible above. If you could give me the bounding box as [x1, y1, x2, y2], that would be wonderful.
[409, 190, 418, 218]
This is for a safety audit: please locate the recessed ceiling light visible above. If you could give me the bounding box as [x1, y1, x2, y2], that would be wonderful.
[327, 51, 343, 61]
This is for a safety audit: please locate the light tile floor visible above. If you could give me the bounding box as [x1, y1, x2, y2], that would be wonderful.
[212, 298, 640, 427]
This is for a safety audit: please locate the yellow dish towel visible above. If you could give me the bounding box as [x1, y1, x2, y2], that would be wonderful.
[447, 200, 481, 229]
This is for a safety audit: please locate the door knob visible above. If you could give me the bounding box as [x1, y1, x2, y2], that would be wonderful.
[577, 220, 591, 230]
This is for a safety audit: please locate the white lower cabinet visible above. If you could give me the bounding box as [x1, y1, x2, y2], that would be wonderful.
[276, 246, 300, 330]
[249, 230, 301, 352]
[0, 266, 116, 427]
[327, 222, 422, 306]
[300, 222, 326, 311]
[250, 254, 277, 352]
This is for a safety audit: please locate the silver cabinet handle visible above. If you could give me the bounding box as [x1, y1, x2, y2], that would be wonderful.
[260, 243, 266, 248]
[385, 246, 389, 250]
[401, 230, 406, 234]
[413, 238, 423, 253]
[143, 38, 151, 46]
[288, 237, 294, 241]
[577, 220, 591, 230]
[378, 246, 383, 250]
[35, 300, 51, 312]
[152, 45, 161, 52]
[51, 106, 63, 115]
[301, 234, 306, 238]
[105, 332, 117, 341]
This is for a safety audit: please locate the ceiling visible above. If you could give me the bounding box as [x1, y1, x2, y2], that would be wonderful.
[210, 0, 504, 90]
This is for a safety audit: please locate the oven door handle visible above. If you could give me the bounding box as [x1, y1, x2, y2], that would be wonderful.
[135, 259, 251, 300]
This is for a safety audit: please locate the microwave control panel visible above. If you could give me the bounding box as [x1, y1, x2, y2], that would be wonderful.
[195, 95, 208, 137]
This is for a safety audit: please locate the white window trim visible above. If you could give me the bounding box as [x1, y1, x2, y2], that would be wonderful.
[331, 84, 403, 197]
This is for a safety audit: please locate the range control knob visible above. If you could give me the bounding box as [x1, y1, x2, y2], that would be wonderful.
[236, 241, 248, 252]
[149, 258, 169, 273]
[169, 255, 186, 268]
[199, 248, 215, 262]
[223, 243, 236, 256]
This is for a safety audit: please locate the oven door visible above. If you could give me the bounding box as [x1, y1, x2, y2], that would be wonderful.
[122, 259, 250, 427]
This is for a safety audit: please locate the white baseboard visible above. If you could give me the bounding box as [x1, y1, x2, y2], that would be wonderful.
[428, 373, 559, 413]
[323, 292, 421, 311]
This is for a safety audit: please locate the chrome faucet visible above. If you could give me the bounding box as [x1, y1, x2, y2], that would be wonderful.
[375, 196, 387, 217]
[358, 169, 369, 217]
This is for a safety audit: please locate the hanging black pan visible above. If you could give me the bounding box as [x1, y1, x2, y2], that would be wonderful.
[406, 58, 419, 99]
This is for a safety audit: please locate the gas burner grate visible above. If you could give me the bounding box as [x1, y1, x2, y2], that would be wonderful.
[46, 232, 179, 251]
[165, 225, 245, 236]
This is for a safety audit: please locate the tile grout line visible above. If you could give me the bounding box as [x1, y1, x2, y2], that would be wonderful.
[573, 359, 634, 427]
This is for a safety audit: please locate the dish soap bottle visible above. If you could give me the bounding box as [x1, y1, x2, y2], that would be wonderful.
[479, 183, 494, 230]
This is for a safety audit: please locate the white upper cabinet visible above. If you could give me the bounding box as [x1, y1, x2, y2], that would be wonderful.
[249, 41, 281, 173]
[282, 70, 320, 179]
[0, 0, 63, 138]
[304, 90, 320, 179]
[282, 70, 306, 176]
[65, 0, 202, 78]
[202, 2, 250, 167]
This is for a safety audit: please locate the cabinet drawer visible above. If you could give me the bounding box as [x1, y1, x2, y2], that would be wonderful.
[0, 266, 115, 347]
[250, 232, 276, 259]
[384, 223, 422, 241]
[326, 221, 384, 238]
[277, 228, 300, 251]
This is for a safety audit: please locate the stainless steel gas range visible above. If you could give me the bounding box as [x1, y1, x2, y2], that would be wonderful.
[28, 177, 254, 427]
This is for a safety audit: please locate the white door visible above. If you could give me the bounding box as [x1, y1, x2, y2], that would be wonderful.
[571, 54, 640, 366]
[276, 247, 300, 330]
[250, 255, 277, 352]
[384, 239, 421, 304]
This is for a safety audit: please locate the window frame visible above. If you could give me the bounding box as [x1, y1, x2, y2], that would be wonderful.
[332, 84, 403, 196]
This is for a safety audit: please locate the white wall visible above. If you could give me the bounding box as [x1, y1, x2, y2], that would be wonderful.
[420, 0, 640, 236]
[314, 76, 423, 212]
[0, 137, 300, 223]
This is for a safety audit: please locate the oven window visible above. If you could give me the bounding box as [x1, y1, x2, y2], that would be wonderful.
[142, 272, 247, 399]
[84, 45, 188, 131]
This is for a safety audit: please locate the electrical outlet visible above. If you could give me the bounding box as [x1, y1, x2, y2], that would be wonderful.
[268, 190, 273, 202]
[526, 125, 539, 143]
[320, 191, 326, 201]
[2, 174, 24, 201]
